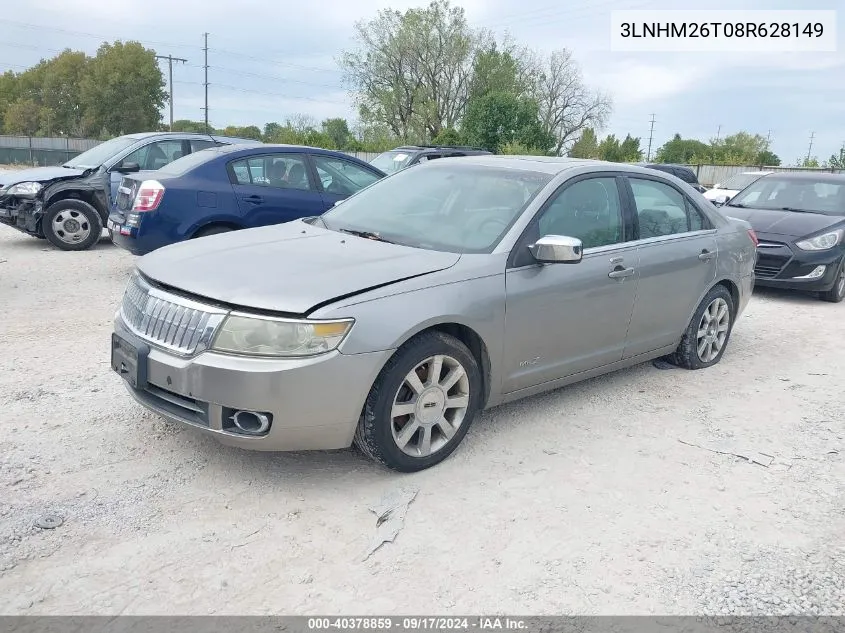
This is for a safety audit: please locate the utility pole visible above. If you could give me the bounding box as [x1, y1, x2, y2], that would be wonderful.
[203, 33, 209, 133]
[646, 114, 656, 161]
[715, 125, 721, 144]
[766, 129, 772, 147]
[806, 131, 815, 163]
[156, 54, 187, 131]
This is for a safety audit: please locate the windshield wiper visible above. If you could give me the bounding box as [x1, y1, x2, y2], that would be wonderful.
[338, 228, 396, 244]
[777, 207, 811, 213]
[725, 202, 747, 208]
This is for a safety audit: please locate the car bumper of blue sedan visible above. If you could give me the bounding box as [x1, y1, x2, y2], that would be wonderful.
[112, 316, 392, 452]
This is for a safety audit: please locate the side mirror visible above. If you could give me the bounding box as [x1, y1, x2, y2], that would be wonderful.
[529, 235, 582, 264]
[116, 162, 140, 173]
[712, 195, 730, 207]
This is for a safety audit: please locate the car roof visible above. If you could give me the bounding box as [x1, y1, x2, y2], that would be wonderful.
[120, 131, 257, 144]
[427, 155, 696, 177]
[393, 145, 491, 153]
[758, 171, 845, 183]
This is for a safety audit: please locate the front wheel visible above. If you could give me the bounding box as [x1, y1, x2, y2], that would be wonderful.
[819, 261, 845, 303]
[42, 199, 103, 251]
[671, 285, 735, 370]
[354, 331, 482, 472]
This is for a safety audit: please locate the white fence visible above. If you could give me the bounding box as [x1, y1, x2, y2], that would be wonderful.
[688, 164, 845, 187]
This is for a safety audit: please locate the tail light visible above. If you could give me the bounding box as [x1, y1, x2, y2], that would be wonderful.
[132, 180, 165, 211]
[747, 228, 759, 247]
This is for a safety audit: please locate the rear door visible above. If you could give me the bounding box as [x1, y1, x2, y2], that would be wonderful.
[228, 152, 325, 227]
[622, 175, 718, 358]
[310, 154, 383, 207]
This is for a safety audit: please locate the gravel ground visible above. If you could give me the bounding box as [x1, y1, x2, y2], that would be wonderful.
[0, 226, 843, 615]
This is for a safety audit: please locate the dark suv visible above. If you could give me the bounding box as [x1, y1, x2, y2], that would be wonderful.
[643, 163, 707, 193]
[370, 145, 492, 174]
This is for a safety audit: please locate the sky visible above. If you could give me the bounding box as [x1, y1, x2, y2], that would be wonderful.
[0, 0, 843, 165]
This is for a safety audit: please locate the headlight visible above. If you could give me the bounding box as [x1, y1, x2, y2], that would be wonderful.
[6, 182, 43, 196]
[212, 314, 354, 357]
[795, 229, 843, 251]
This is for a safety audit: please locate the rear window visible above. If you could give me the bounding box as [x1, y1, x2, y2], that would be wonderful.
[156, 148, 223, 176]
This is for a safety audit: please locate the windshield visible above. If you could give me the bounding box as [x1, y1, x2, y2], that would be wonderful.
[63, 136, 139, 169]
[370, 150, 415, 175]
[728, 177, 845, 216]
[156, 147, 222, 176]
[320, 163, 553, 253]
[720, 172, 766, 191]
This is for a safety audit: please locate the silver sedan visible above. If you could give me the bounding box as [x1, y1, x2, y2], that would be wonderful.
[111, 157, 757, 472]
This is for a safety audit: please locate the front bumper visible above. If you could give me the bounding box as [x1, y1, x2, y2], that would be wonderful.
[113, 318, 393, 451]
[0, 196, 42, 236]
[754, 246, 844, 292]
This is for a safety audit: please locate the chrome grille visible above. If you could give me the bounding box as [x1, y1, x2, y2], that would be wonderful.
[119, 274, 227, 355]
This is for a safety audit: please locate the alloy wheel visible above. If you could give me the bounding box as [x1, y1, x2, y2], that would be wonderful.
[696, 297, 730, 363]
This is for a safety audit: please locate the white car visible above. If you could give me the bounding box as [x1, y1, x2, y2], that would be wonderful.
[703, 171, 773, 202]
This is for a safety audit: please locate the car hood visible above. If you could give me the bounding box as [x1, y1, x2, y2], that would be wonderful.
[137, 221, 462, 314]
[0, 165, 85, 188]
[722, 206, 843, 238]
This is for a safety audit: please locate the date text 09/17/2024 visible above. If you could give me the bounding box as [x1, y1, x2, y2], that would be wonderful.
[306, 618, 527, 630]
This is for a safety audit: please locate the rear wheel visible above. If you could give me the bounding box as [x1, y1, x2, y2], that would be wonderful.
[354, 331, 482, 472]
[42, 199, 102, 251]
[819, 261, 845, 303]
[671, 285, 735, 370]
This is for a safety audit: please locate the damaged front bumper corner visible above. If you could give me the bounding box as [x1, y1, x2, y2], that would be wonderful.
[0, 195, 44, 236]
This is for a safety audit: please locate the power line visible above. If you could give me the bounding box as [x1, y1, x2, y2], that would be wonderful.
[646, 114, 656, 161]
[156, 54, 187, 131]
[207, 47, 339, 74]
[203, 33, 209, 133]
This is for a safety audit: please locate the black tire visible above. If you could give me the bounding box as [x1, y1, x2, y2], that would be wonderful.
[819, 259, 845, 303]
[671, 284, 735, 370]
[193, 224, 234, 239]
[353, 330, 483, 472]
[42, 199, 103, 251]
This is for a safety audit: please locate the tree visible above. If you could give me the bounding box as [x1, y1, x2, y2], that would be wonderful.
[221, 125, 262, 140]
[3, 97, 41, 135]
[321, 118, 353, 149]
[500, 140, 547, 155]
[80, 41, 165, 136]
[461, 91, 552, 154]
[756, 150, 781, 166]
[468, 41, 526, 101]
[799, 156, 820, 168]
[432, 127, 463, 146]
[828, 148, 845, 169]
[654, 134, 710, 164]
[0, 71, 19, 131]
[40, 50, 89, 136]
[524, 49, 611, 155]
[172, 119, 211, 133]
[709, 131, 769, 165]
[340, 0, 479, 140]
[568, 128, 599, 159]
[619, 134, 643, 162]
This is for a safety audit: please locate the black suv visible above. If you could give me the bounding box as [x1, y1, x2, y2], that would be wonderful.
[370, 145, 492, 174]
[643, 163, 707, 193]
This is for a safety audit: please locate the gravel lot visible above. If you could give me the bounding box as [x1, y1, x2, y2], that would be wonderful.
[1, 226, 843, 616]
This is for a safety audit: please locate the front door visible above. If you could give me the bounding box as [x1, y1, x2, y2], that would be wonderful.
[622, 176, 719, 358]
[502, 175, 639, 393]
[311, 154, 383, 207]
[228, 153, 326, 227]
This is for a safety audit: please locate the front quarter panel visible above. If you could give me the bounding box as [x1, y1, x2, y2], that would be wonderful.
[311, 255, 508, 404]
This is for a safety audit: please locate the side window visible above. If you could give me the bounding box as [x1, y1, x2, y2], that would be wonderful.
[122, 140, 185, 170]
[630, 178, 704, 239]
[537, 178, 623, 249]
[229, 154, 313, 191]
[190, 140, 216, 153]
[313, 155, 381, 195]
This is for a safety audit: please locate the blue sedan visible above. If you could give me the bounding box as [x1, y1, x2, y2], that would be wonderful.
[108, 144, 386, 255]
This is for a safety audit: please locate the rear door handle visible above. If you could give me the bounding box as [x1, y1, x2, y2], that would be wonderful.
[699, 249, 716, 261]
[243, 195, 263, 203]
[608, 266, 635, 279]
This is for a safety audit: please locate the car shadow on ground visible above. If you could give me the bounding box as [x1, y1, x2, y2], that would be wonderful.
[0, 230, 115, 252]
[752, 285, 837, 306]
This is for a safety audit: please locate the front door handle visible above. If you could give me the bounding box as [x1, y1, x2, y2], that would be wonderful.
[608, 266, 635, 279]
[698, 249, 716, 261]
[243, 195, 263, 204]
